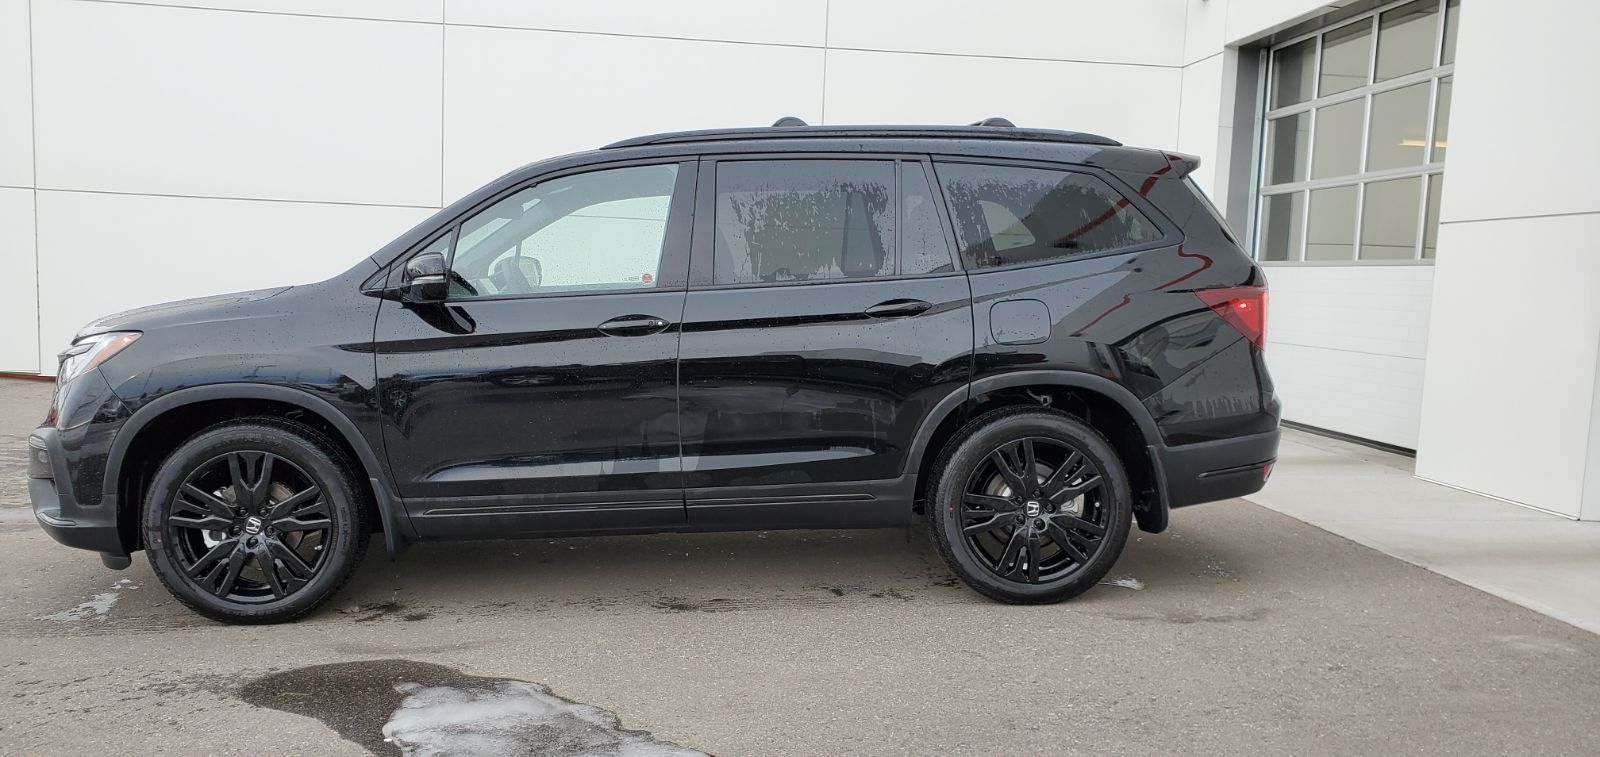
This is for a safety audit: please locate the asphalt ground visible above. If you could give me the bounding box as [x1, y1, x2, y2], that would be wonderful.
[2, 377, 1598, 755]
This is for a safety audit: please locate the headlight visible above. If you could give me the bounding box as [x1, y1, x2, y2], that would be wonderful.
[56, 331, 140, 384]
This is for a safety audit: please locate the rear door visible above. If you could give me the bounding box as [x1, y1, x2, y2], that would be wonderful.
[677, 155, 973, 528]
[373, 160, 696, 537]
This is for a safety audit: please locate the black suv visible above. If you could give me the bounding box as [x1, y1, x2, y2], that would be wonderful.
[29, 119, 1279, 623]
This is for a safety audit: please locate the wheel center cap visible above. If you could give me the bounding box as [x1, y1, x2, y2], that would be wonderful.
[243, 516, 263, 536]
[1023, 501, 1042, 517]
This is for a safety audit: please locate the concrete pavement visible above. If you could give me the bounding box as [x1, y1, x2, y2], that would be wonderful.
[1247, 429, 1600, 635]
[2, 378, 1598, 755]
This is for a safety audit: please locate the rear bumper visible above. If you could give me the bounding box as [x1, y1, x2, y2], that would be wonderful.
[1155, 427, 1279, 510]
[29, 426, 127, 560]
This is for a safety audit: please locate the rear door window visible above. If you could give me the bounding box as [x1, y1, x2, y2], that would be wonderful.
[713, 160, 896, 285]
[899, 162, 956, 275]
[935, 162, 1160, 269]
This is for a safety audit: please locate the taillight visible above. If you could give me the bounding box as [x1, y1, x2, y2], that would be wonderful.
[1195, 285, 1268, 350]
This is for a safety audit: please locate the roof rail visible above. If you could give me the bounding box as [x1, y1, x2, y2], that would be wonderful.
[602, 120, 1120, 149]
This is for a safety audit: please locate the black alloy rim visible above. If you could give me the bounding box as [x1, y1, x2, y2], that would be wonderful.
[167, 451, 332, 603]
[960, 437, 1109, 583]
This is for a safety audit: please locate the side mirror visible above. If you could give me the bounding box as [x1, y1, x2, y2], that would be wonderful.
[402, 252, 449, 303]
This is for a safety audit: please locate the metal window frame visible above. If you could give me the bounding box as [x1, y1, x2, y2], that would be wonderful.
[1253, 0, 1455, 266]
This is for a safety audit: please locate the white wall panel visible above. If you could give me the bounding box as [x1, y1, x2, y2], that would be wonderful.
[1417, 215, 1600, 518]
[1266, 265, 1434, 359]
[31, 0, 443, 206]
[0, 0, 32, 187]
[1223, 0, 1331, 46]
[824, 50, 1181, 151]
[33, 191, 431, 367]
[1437, 0, 1600, 221]
[109, 0, 443, 23]
[829, 0, 1187, 67]
[1267, 342, 1425, 449]
[447, 0, 826, 47]
[0, 188, 38, 373]
[1177, 55, 1224, 192]
[1182, 0, 1227, 65]
[443, 25, 823, 199]
[1264, 265, 1435, 449]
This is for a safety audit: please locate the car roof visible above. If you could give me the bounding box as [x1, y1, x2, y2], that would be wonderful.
[602, 118, 1121, 150]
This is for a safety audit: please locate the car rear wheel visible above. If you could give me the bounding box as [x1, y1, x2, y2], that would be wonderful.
[142, 418, 368, 624]
[928, 407, 1132, 603]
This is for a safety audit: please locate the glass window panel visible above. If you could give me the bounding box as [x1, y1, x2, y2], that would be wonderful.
[1271, 39, 1316, 108]
[1311, 99, 1364, 179]
[935, 163, 1159, 269]
[899, 162, 954, 275]
[1367, 81, 1431, 171]
[1265, 113, 1310, 185]
[1432, 76, 1452, 162]
[1422, 175, 1443, 258]
[1360, 177, 1423, 260]
[1375, 0, 1439, 82]
[714, 160, 895, 285]
[1319, 21, 1373, 96]
[1441, 0, 1460, 65]
[448, 164, 678, 299]
[1306, 185, 1358, 260]
[1260, 193, 1304, 261]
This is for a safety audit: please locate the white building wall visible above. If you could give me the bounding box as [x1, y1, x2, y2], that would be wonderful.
[1414, 0, 1600, 519]
[5, 0, 1213, 375]
[15, 1, 1596, 521]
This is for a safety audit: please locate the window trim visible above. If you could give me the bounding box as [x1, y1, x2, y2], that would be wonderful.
[387, 158, 698, 303]
[929, 155, 1179, 276]
[1254, 0, 1456, 266]
[687, 153, 966, 293]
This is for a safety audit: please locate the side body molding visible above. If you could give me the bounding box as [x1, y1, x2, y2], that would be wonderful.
[103, 383, 414, 557]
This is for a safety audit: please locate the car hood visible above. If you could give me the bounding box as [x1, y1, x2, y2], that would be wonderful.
[76, 286, 293, 339]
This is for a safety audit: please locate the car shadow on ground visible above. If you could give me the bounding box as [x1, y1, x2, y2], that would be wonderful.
[13, 507, 1274, 633]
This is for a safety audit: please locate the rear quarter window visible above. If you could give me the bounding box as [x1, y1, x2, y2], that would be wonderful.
[935, 162, 1160, 269]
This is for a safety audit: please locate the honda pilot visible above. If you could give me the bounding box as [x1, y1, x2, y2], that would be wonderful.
[29, 119, 1280, 623]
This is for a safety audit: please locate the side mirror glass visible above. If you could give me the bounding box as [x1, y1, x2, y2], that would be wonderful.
[403, 252, 449, 303]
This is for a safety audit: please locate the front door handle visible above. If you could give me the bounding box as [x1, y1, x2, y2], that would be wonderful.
[864, 299, 933, 319]
[597, 314, 671, 337]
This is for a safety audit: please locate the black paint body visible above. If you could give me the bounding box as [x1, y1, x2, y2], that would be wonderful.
[29, 126, 1280, 563]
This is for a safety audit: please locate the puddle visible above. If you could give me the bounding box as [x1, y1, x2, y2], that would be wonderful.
[1100, 576, 1146, 590]
[40, 579, 134, 622]
[238, 659, 703, 756]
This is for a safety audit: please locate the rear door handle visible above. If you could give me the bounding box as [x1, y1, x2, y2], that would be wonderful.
[864, 299, 932, 319]
[597, 314, 671, 336]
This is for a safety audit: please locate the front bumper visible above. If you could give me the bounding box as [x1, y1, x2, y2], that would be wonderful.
[29, 426, 127, 561]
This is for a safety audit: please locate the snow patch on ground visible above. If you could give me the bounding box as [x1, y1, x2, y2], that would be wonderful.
[1101, 576, 1146, 590]
[40, 579, 134, 622]
[382, 680, 703, 757]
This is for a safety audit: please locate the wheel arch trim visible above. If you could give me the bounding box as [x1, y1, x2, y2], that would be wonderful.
[905, 370, 1162, 475]
[104, 383, 412, 556]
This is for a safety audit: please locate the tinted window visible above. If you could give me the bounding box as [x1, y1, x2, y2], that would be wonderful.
[714, 160, 894, 285]
[936, 163, 1159, 269]
[900, 162, 955, 275]
[447, 164, 678, 299]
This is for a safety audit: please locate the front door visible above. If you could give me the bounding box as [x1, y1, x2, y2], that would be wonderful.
[678, 157, 974, 528]
[374, 160, 696, 537]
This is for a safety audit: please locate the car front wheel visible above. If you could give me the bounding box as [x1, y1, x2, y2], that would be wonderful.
[928, 407, 1133, 603]
[142, 418, 369, 624]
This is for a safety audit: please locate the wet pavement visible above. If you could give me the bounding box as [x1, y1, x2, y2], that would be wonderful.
[2, 377, 1599, 755]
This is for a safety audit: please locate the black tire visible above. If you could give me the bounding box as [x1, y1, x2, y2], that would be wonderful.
[142, 417, 369, 624]
[927, 406, 1132, 603]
